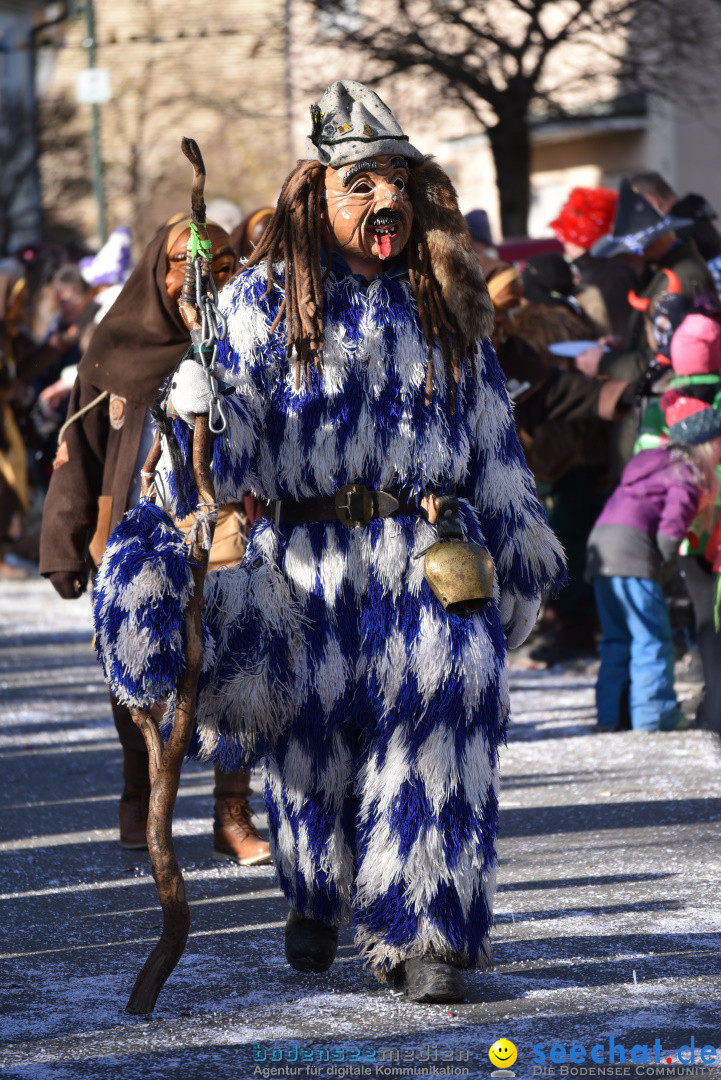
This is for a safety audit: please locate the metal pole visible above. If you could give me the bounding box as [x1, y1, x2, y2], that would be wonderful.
[83, 0, 106, 244]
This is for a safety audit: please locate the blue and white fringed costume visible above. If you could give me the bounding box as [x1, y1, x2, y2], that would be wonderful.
[128, 261, 565, 980]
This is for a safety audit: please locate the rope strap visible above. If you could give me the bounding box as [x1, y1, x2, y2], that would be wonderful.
[186, 501, 219, 553]
[57, 390, 110, 446]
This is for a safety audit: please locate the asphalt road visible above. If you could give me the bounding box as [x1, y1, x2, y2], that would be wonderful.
[1, 580, 720, 1080]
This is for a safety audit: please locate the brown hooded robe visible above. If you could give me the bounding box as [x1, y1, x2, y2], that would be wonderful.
[39, 226, 189, 578]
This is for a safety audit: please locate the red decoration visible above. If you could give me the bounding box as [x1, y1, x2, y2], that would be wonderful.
[550, 187, 619, 250]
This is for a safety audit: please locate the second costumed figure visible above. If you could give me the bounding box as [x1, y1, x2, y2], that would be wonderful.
[95, 81, 566, 1002]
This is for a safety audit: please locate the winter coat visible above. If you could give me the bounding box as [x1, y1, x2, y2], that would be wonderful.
[586, 446, 701, 580]
[634, 373, 721, 558]
[602, 240, 718, 384]
[573, 252, 641, 340]
[512, 301, 601, 368]
[39, 378, 144, 576]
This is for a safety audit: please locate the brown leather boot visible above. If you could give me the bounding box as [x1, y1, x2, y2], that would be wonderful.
[213, 795, 272, 866]
[119, 787, 149, 850]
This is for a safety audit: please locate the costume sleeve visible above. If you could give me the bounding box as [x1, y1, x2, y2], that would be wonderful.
[158, 269, 278, 518]
[39, 376, 108, 576]
[462, 338, 567, 599]
[599, 346, 648, 382]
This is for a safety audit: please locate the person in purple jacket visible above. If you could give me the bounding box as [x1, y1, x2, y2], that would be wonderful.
[587, 395, 721, 730]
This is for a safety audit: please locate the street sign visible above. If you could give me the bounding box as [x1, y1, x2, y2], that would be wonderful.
[75, 67, 111, 105]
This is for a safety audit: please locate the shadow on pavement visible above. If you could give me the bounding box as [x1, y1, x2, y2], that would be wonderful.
[497, 872, 674, 891]
[500, 797, 721, 836]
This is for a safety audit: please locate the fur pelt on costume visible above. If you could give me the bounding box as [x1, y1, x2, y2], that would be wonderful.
[409, 157, 495, 344]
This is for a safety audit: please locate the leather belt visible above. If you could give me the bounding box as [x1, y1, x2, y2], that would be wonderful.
[266, 485, 433, 528]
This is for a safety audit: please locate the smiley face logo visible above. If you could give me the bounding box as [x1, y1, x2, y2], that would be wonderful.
[488, 1039, 518, 1070]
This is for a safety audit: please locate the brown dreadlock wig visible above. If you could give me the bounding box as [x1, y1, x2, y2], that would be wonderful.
[244, 156, 494, 411]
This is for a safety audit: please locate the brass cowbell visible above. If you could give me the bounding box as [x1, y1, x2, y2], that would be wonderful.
[422, 496, 494, 616]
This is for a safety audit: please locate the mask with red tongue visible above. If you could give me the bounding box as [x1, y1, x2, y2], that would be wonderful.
[323, 154, 414, 279]
[369, 210, 404, 261]
[376, 231, 393, 261]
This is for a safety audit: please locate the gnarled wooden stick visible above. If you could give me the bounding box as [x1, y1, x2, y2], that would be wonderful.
[126, 416, 215, 1015]
[177, 137, 210, 335]
[124, 134, 219, 1014]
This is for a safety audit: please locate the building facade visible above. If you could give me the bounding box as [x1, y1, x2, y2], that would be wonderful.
[34, 0, 290, 249]
[288, 0, 721, 242]
[29, 0, 721, 250]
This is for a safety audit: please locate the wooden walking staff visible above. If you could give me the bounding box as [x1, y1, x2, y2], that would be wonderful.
[126, 138, 218, 1015]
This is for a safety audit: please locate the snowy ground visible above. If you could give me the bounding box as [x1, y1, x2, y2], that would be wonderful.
[1, 580, 721, 1080]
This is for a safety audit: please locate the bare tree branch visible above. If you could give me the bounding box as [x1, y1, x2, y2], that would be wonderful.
[305, 0, 721, 235]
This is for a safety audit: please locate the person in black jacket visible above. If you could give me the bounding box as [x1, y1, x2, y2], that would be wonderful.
[632, 171, 721, 261]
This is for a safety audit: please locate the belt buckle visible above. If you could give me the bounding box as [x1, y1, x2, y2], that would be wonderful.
[335, 483, 373, 527]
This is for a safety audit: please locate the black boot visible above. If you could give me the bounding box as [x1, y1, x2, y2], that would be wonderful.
[284, 909, 338, 973]
[394, 957, 466, 1003]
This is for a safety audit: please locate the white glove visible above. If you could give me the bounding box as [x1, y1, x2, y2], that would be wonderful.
[497, 589, 541, 650]
[168, 358, 216, 427]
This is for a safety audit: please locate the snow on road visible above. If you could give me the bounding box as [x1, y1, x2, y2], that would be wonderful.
[2, 580, 721, 1080]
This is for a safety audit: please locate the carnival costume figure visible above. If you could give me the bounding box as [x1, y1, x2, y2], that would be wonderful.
[94, 81, 566, 1002]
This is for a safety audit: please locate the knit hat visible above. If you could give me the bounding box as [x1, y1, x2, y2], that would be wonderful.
[464, 209, 493, 246]
[307, 80, 423, 169]
[670, 313, 721, 375]
[592, 179, 693, 259]
[550, 187, 618, 250]
[662, 391, 721, 444]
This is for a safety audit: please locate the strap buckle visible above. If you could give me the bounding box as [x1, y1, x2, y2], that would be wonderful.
[335, 483, 373, 527]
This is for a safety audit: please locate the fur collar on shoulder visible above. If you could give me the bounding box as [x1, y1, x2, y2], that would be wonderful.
[410, 157, 495, 343]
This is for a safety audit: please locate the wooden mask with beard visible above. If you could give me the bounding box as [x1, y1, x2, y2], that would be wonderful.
[323, 154, 413, 277]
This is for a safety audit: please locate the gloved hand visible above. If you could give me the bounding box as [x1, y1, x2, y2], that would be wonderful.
[497, 588, 541, 649]
[49, 569, 88, 599]
[627, 357, 671, 406]
[168, 358, 218, 427]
